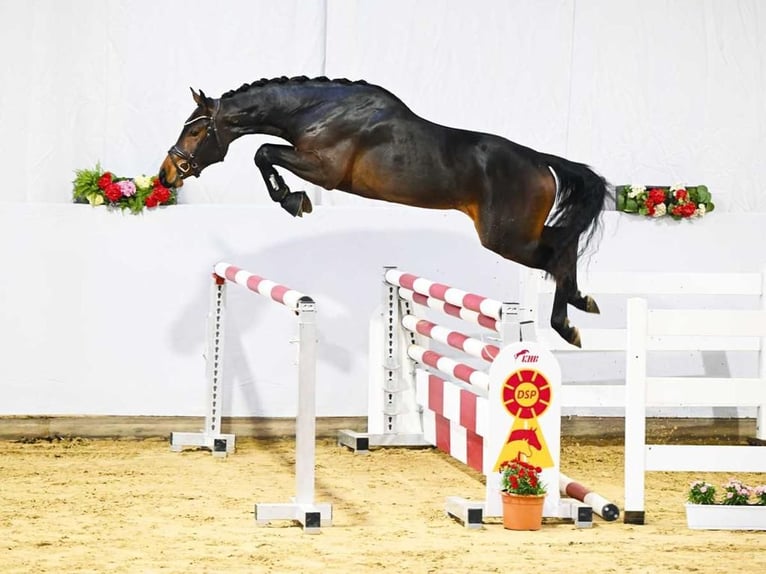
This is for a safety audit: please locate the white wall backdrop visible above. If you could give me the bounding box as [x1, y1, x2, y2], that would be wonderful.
[1, 1, 765, 420]
[1, 0, 765, 209]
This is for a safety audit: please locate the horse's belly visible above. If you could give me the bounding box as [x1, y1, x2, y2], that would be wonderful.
[344, 146, 474, 211]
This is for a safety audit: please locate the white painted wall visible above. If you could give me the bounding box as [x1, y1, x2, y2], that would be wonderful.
[0, 206, 763, 418]
[0, 203, 509, 416]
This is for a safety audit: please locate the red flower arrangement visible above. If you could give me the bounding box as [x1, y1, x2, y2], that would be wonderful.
[616, 184, 714, 220]
[73, 164, 177, 214]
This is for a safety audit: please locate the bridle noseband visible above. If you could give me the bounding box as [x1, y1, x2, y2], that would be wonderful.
[168, 100, 224, 178]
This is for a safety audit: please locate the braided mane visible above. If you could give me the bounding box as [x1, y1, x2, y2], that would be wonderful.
[221, 76, 368, 99]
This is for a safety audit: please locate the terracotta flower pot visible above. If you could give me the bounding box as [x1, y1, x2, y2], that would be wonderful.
[501, 492, 545, 530]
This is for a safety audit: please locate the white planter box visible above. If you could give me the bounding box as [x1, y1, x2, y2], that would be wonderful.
[685, 503, 766, 530]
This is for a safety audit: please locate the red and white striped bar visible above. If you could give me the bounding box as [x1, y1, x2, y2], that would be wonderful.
[398, 288, 499, 332]
[402, 315, 499, 363]
[407, 344, 489, 390]
[385, 269, 502, 320]
[214, 262, 312, 311]
[559, 473, 620, 521]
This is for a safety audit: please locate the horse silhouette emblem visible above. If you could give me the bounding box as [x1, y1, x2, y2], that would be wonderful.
[507, 427, 542, 461]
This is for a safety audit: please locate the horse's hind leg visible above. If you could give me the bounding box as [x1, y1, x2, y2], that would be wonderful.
[254, 144, 318, 217]
[477, 227, 583, 347]
[550, 276, 581, 347]
[539, 227, 601, 348]
[542, 227, 599, 314]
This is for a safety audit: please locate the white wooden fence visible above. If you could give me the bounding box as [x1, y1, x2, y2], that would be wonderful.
[623, 297, 766, 524]
[522, 269, 766, 418]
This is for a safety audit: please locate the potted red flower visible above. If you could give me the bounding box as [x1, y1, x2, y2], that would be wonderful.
[499, 459, 547, 530]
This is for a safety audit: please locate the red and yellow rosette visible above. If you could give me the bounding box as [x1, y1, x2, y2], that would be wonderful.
[492, 368, 554, 471]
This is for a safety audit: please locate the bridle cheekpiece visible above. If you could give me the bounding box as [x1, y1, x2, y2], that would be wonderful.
[168, 99, 224, 178]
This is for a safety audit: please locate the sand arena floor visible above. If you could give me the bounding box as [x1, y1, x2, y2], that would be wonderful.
[2, 436, 765, 573]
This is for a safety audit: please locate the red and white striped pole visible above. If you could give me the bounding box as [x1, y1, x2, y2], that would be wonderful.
[559, 473, 619, 521]
[214, 262, 312, 311]
[407, 344, 489, 390]
[385, 269, 503, 320]
[402, 315, 499, 362]
[399, 288, 499, 332]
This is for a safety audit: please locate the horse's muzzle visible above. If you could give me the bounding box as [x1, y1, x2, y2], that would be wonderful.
[158, 167, 171, 188]
[158, 162, 183, 189]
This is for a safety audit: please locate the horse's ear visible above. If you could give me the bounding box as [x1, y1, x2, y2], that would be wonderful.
[190, 87, 209, 107]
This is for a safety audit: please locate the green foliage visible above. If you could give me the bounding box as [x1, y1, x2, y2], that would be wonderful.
[72, 164, 105, 206]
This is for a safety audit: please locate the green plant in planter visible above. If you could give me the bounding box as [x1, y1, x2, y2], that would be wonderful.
[722, 479, 751, 506]
[688, 479, 766, 506]
[688, 480, 716, 505]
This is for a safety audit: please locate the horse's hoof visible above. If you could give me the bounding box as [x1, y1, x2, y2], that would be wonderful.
[280, 191, 311, 217]
[569, 328, 582, 348]
[585, 296, 600, 314]
[300, 191, 313, 214]
[553, 319, 582, 348]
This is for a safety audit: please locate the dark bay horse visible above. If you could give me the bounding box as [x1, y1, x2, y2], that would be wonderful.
[159, 76, 608, 347]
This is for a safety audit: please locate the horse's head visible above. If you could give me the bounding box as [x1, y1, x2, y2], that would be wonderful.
[158, 88, 228, 188]
[527, 428, 542, 451]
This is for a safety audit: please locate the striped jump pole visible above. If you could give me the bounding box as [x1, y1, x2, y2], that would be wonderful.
[170, 262, 331, 533]
[398, 288, 499, 331]
[213, 262, 312, 311]
[385, 268, 503, 320]
[559, 473, 620, 521]
[401, 315, 500, 362]
[407, 344, 490, 390]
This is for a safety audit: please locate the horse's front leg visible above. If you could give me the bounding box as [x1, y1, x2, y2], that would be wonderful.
[254, 144, 314, 217]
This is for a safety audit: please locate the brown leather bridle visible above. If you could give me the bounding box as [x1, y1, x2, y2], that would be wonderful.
[167, 99, 224, 178]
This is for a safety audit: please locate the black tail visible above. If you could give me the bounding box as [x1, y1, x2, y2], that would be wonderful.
[539, 153, 610, 273]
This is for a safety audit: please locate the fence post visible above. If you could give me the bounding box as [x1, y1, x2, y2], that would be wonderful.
[757, 269, 766, 442]
[624, 297, 649, 524]
[295, 297, 318, 506]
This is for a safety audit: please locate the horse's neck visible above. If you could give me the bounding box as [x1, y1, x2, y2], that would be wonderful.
[223, 87, 318, 142]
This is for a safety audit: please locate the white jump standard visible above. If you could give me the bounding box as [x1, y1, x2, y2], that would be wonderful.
[170, 271, 236, 456]
[172, 262, 331, 532]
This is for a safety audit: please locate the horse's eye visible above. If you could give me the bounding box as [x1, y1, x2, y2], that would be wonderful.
[189, 126, 203, 137]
